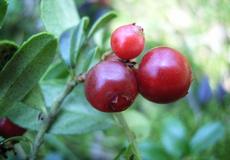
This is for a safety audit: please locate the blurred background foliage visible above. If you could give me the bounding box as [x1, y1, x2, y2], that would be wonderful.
[1, 0, 230, 159]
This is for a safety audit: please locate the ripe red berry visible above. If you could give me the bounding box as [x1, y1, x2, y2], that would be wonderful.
[137, 47, 192, 103]
[111, 23, 145, 60]
[0, 118, 26, 138]
[85, 61, 138, 112]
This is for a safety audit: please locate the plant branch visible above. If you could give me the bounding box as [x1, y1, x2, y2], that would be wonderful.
[29, 78, 79, 160]
[113, 113, 141, 160]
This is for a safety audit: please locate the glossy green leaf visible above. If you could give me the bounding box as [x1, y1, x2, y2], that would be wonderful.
[87, 11, 117, 39]
[59, 17, 89, 67]
[161, 117, 188, 158]
[190, 121, 225, 153]
[0, 33, 57, 115]
[40, 0, 79, 37]
[0, 40, 18, 70]
[21, 84, 46, 113]
[41, 81, 114, 134]
[0, 0, 7, 27]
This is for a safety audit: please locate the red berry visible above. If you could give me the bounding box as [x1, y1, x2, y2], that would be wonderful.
[85, 61, 138, 112]
[111, 23, 145, 60]
[0, 118, 26, 138]
[137, 47, 192, 103]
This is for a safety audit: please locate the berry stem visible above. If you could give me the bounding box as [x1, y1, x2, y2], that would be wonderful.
[113, 113, 141, 160]
[29, 77, 79, 160]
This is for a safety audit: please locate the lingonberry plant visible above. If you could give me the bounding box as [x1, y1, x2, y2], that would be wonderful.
[0, 0, 192, 159]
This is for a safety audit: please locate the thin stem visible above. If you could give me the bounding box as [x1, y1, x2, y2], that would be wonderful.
[113, 113, 142, 160]
[29, 79, 78, 160]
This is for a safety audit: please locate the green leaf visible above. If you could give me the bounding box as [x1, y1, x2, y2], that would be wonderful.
[87, 11, 117, 39]
[139, 141, 172, 160]
[74, 47, 94, 75]
[59, 17, 89, 67]
[123, 110, 151, 140]
[21, 84, 46, 113]
[0, 0, 7, 27]
[0, 33, 57, 115]
[124, 144, 137, 160]
[45, 135, 77, 159]
[82, 47, 101, 72]
[114, 144, 142, 160]
[40, 0, 79, 37]
[42, 59, 69, 81]
[190, 121, 225, 153]
[7, 102, 43, 130]
[41, 81, 114, 134]
[161, 117, 188, 158]
[0, 40, 18, 71]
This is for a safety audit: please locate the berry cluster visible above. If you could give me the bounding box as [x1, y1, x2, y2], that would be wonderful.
[85, 23, 192, 112]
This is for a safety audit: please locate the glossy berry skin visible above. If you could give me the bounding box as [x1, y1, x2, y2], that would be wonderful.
[111, 23, 145, 60]
[85, 61, 138, 112]
[0, 118, 26, 138]
[137, 47, 192, 103]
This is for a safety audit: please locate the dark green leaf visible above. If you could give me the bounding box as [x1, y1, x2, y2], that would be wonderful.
[0, 40, 18, 71]
[22, 84, 46, 113]
[190, 121, 225, 153]
[41, 81, 114, 134]
[0, 33, 57, 115]
[42, 59, 69, 81]
[0, 0, 7, 27]
[161, 117, 188, 158]
[87, 11, 117, 39]
[40, 0, 80, 37]
[59, 17, 89, 67]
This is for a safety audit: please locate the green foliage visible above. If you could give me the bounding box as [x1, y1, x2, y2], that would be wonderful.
[41, 81, 114, 134]
[59, 17, 89, 68]
[0, 33, 57, 115]
[190, 121, 225, 153]
[40, 0, 80, 37]
[0, 40, 18, 70]
[0, 0, 7, 27]
[124, 110, 151, 140]
[161, 117, 188, 158]
[139, 142, 171, 160]
[22, 85, 46, 112]
[87, 11, 117, 39]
